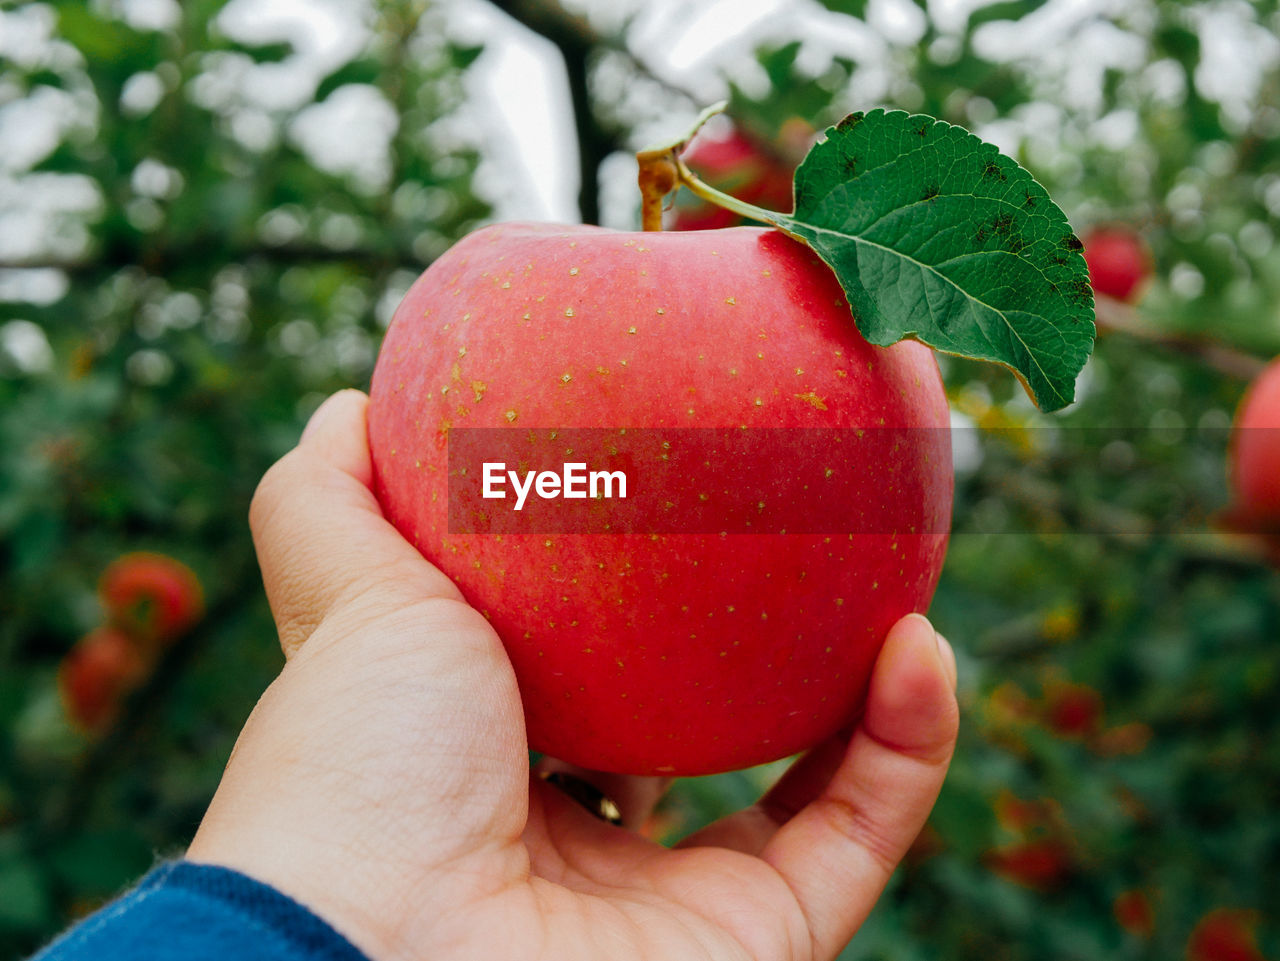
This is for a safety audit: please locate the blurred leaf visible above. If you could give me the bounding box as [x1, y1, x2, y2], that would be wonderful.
[55, 7, 157, 65]
[812, 0, 869, 18]
[967, 0, 1051, 29]
[314, 58, 384, 104]
[217, 40, 295, 63]
[48, 831, 154, 897]
[450, 44, 484, 71]
[1155, 23, 1200, 66]
[0, 843, 51, 931]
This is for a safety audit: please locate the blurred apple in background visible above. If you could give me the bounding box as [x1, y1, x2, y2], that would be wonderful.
[1225, 357, 1280, 564]
[99, 552, 204, 650]
[1081, 226, 1152, 303]
[58, 627, 148, 733]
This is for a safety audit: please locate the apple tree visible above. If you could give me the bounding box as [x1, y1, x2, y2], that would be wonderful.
[2, 1, 1279, 959]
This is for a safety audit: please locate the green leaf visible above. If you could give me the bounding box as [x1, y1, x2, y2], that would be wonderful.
[450, 43, 485, 71]
[966, 0, 1050, 29]
[314, 58, 383, 103]
[48, 831, 155, 897]
[811, 0, 869, 17]
[55, 6, 154, 65]
[771, 109, 1094, 412]
[227, 40, 295, 63]
[0, 851, 51, 930]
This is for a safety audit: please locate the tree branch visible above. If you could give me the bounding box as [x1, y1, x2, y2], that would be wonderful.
[0, 243, 428, 278]
[483, 0, 696, 225]
[1095, 296, 1268, 381]
[485, 0, 617, 224]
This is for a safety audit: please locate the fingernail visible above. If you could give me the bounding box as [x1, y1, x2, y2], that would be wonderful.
[935, 632, 957, 690]
[301, 393, 342, 443]
[901, 612, 934, 646]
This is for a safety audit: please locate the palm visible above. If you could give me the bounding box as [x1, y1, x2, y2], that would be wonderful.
[507, 787, 810, 961]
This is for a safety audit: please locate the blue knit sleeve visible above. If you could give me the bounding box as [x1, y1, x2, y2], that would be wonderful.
[30, 861, 372, 961]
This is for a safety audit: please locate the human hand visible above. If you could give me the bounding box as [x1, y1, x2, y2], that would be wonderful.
[186, 388, 959, 961]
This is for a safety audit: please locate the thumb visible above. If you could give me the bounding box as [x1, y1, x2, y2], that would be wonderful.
[249, 389, 468, 658]
[759, 613, 959, 960]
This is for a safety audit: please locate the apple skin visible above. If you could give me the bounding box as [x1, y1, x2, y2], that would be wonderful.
[1227, 357, 1280, 560]
[367, 222, 952, 776]
[670, 128, 796, 232]
[99, 552, 204, 648]
[1081, 226, 1151, 303]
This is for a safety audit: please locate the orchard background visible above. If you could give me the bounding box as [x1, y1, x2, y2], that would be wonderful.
[2, 0, 1280, 957]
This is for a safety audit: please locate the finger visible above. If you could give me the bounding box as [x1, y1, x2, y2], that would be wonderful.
[534, 758, 672, 832]
[675, 732, 848, 855]
[250, 389, 464, 657]
[759, 613, 959, 961]
[679, 621, 959, 857]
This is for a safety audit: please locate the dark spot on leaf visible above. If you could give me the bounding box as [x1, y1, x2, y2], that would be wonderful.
[975, 227, 988, 244]
[1060, 234, 1084, 251]
[1009, 235, 1026, 254]
[1023, 193, 1037, 208]
[836, 112, 865, 132]
[982, 159, 1006, 181]
[842, 156, 858, 176]
[1052, 255, 1068, 266]
[1068, 278, 1092, 305]
[992, 213, 1013, 235]
[922, 183, 939, 201]
[915, 121, 930, 138]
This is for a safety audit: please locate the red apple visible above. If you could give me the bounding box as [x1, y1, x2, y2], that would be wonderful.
[367, 222, 952, 775]
[1188, 909, 1266, 961]
[1042, 680, 1104, 739]
[1113, 890, 1155, 939]
[58, 626, 148, 733]
[1227, 358, 1280, 552]
[985, 838, 1073, 891]
[670, 127, 796, 231]
[99, 552, 204, 648]
[1082, 226, 1151, 303]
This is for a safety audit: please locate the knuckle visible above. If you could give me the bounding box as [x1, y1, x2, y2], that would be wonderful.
[249, 452, 301, 539]
[815, 795, 903, 877]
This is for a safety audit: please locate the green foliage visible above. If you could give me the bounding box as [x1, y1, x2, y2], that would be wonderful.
[1, 0, 487, 954]
[771, 109, 1094, 412]
[3, 0, 1280, 959]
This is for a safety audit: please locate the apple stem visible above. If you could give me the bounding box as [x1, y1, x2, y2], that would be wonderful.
[635, 101, 787, 233]
[637, 147, 679, 232]
[673, 155, 784, 225]
[635, 144, 787, 233]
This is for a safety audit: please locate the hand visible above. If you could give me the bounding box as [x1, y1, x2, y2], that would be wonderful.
[186, 388, 960, 961]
